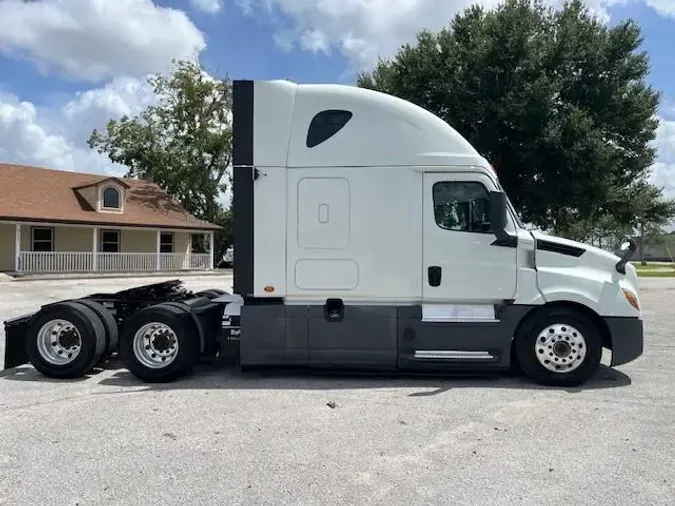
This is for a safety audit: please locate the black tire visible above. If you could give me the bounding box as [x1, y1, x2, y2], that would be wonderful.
[514, 307, 602, 387]
[196, 289, 228, 299]
[118, 303, 200, 383]
[25, 301, 107, 379]
[76, 299, 119, 363]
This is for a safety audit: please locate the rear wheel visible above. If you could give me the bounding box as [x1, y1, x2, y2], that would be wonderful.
[75, 298, 119, 364]
[514, 307, 602, 387]
[119, 304, 199, 383]
[26, 301, 107, 379]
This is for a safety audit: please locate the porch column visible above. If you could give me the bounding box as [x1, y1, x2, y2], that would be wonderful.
[14, 224, 21, 272]
[92, 227, 98, 271]
[156, 230, 161, 270]
[186, 232, 192, 270]
[208, 231, 214, 269]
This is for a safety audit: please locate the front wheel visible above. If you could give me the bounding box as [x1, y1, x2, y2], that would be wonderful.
[514, 308, 603, 387]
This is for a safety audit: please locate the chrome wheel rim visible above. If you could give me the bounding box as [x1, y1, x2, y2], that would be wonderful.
[132, 322, 179, 369]
[535, 323, 587, 373]
[36, 319, 82, 366]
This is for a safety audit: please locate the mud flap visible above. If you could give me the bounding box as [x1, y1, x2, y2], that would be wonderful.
[3, 314, 34, 369]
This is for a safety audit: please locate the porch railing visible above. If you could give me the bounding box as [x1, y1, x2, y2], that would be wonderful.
[18, 252, 212, 273]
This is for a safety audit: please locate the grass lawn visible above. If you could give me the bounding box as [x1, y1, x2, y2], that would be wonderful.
[636, 270, 675, 277]
[631, 261, 675, 277]
[631, 262, 675, 270]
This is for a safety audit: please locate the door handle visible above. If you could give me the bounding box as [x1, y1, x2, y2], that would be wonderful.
[428, 266, 442, 287]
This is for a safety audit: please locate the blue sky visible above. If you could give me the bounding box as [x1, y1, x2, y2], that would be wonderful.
[0, 0, 674, 197]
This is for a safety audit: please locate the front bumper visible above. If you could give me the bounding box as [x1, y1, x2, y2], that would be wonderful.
[604, 316, 644, 367]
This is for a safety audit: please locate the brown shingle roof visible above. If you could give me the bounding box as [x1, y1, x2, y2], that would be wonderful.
[73, 176, 131, 190]
[0, 163, 222, 230]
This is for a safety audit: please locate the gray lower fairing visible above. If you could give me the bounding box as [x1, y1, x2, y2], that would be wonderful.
[238, 301, 535, 372]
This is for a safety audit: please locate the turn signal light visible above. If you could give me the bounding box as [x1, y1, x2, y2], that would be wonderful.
[622, 289, 640, 311]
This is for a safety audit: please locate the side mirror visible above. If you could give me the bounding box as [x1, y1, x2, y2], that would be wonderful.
[615, 238, 637, 274]
[489, 191, 508, 236]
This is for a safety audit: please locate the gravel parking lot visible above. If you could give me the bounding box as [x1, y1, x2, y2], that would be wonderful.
[1, 276, 674, 505]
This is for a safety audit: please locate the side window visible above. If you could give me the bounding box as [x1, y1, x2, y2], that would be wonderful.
[100, 230, 120, 252]
[102, 186, 120, 209]
[306, 110, 353, 148]
[32, 227, 54, 252]
[433, 181, 491, 232]
[160, 232, 174, 253]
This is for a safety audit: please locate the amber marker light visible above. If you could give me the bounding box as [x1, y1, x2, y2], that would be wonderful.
[622, 288, 640, 311]
[264, 286, 275, 293]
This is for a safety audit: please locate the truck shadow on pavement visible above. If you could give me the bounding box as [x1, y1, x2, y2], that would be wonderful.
[87, 359, 632, 395]
[0, 358, 632, 395]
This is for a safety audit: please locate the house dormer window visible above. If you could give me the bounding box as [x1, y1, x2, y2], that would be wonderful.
[102, 186, 120, 209]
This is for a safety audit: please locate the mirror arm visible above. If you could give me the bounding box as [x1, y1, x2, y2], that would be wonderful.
[491, 230, 518, 248]
[615, 238, 637, 274]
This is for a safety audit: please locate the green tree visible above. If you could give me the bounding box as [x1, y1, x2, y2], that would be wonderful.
[88, 59, 233, 261]
[357, 0, 661, 232]
[556, 180, 675, 260]
[626, 181, 675, 264]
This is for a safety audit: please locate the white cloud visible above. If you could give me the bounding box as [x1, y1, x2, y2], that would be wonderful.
[0, 0, 206, 82]
[0, 93, 75, 170]
[239, 1, 672, 70]
[0, 77, 157, 177]
[646, 0, 675, 17]
[651, 118, 675, 198]
[191, 0, 224, 14]
[60, 76, 158, 145]
[273, 30, 295, 52]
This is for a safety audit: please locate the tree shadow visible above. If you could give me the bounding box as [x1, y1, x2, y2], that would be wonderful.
[126, 183, 187, 215]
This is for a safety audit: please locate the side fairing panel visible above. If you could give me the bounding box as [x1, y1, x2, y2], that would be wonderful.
[513, 229, 545, 306]
[285, 166, 423, 303]
[253, 166, 287, 297]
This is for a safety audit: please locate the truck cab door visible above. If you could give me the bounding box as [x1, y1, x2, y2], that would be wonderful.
[422, 172, 518, 303]
[398, 171, 519, 372]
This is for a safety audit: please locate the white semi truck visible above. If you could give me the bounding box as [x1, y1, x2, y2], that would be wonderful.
[3, 79, 643, 387]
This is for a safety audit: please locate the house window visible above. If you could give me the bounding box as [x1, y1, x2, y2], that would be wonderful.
[432, 181, 491, 233]
[32, 227, 53, 252]
[100, 230, 120, 252]
[306, 110, 353, 148]
[102, 186, 120, 209]
[160, 232, 174, 253]
[191, 234, 207, 253]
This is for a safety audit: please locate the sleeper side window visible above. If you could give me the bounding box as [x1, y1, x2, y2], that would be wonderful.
[306, 110, 353, 148]
[432, 181, 491, 233]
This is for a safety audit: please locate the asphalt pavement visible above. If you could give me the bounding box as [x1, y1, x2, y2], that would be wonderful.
[0, 276, 673, 505]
